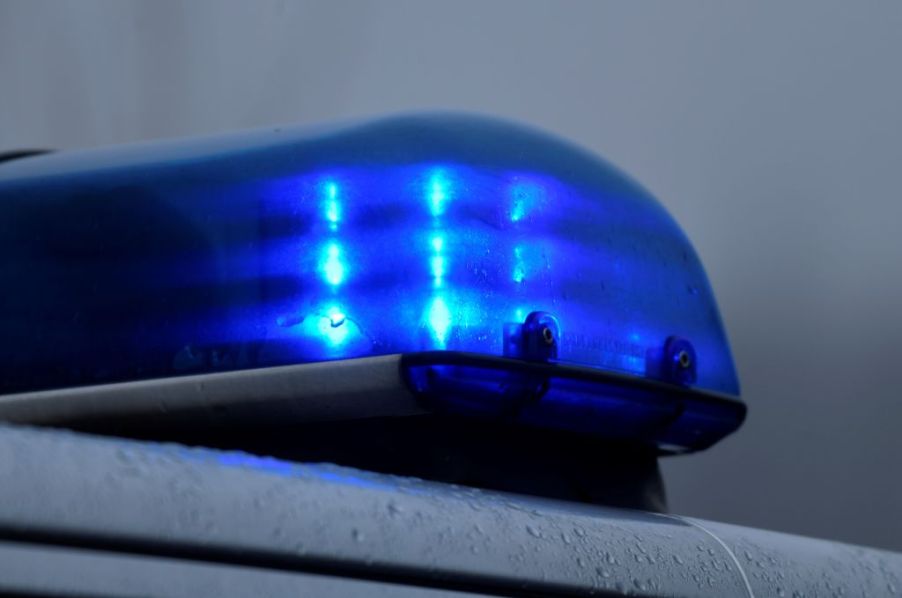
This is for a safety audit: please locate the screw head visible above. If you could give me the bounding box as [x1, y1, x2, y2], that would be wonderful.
[540, 326, 555, 346]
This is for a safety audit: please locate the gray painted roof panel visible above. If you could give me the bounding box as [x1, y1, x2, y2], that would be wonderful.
[0, 424, 897, 596]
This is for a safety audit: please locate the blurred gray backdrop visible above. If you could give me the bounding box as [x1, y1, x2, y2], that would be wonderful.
[2, 0, 900, 551]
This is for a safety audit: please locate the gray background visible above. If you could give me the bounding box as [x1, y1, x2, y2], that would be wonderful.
[1, 1, 900, 551]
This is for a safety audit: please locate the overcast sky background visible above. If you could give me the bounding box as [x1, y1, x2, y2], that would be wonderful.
[2, 0, 901, 551]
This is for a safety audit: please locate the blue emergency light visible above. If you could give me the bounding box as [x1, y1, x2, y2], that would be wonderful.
[0, 114, 744, 452]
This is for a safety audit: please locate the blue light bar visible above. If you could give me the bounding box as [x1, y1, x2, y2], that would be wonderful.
[0, 113, 743, 451]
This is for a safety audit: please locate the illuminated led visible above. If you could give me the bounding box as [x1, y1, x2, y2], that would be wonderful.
[322, 181, 341, 229]
[511, 201, 526, 222]
[512, 245, 526, 283]
[325, 199, 340, 224]
[322, 243, 345, 286]
[318, 306, 349, 346]
[427, 296, 452, 347]
[430, 234, 446, 287]
[431, 255, 446, 287]
[509, 181, 544, 222]
[329, 311, 347, 327]
[428, 170, 449, 216]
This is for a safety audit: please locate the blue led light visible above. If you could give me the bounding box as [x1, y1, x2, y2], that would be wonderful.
[318, 305, 350, 346]
[427, 169, 450, 217]
[0, 111, 742, 443]
[323, 181, 341, 229]
[429, 234, 446, 287]
[321, 242, 345, 286]
[512, 245, 526, 283]
[427, 296, 452, 347]
[430, 255, 446, 287]
[509, 179, 545, 223]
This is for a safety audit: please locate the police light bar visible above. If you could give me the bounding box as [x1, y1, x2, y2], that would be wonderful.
[0, 114, 744, 452]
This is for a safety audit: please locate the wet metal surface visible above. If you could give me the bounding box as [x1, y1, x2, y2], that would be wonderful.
[0, 424, 898, 596]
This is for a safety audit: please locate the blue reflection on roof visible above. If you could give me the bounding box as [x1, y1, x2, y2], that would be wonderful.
[0, 113, 739, 400]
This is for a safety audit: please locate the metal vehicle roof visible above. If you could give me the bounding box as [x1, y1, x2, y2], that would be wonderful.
[0, 423, 898, 597]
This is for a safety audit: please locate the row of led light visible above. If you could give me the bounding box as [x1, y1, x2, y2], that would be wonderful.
[427, 171, 451, 347]
[317, 181, 349, 347]
[311, 169, 545, 350]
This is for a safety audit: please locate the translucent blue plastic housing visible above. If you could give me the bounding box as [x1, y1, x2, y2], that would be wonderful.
[0, 114, 742, 447]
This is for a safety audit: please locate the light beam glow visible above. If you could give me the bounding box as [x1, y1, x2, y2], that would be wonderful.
[427, 296, 452, 347]
[431, 256, 446, 287]
[318, 305, 349, 346]
[509, 181, 544, 223]
[323, 181, 341, 230]
[512, 245, 526, 283]
[428, 170, 450, 216]
[430, 234, 446, 287]
[322, 243, 345, 286]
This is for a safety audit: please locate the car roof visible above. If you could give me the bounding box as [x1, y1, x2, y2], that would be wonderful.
[0, 423, 898, 597]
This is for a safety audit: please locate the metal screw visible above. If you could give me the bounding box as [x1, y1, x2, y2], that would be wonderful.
[541, 326, 555, 346]
[677, 350, 692, 369]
